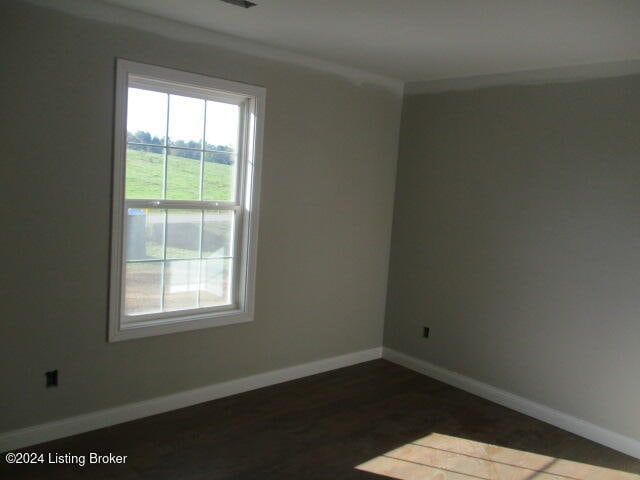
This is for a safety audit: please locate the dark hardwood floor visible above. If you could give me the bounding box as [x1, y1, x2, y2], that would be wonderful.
[2, 360, 639, 479]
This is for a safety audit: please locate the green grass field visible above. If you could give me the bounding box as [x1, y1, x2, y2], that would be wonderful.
[125, 149, 233, 200]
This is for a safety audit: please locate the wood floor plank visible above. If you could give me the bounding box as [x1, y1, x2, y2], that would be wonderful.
[1, 360, 638, 479]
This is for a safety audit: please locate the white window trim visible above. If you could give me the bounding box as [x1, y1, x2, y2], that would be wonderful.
[108, 59, 265, 342]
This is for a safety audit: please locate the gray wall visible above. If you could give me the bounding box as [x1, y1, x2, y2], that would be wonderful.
[385, 76, 640, 440]
[0, 1, 401, 432]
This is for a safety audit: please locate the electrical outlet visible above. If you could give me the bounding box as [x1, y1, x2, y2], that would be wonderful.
[423, 326, 430, 338]
[46, 370, 58, 388]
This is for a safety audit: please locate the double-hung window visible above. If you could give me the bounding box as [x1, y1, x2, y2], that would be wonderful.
[109, 60, 265, 341]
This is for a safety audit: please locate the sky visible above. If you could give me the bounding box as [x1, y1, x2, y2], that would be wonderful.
[126, 88, 239, 149]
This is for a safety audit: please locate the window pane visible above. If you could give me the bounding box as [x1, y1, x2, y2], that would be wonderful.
[166, 148, 201, 200]
[124, 261, 163, 316]
[164, 260, 200, 311]
[125, 146, 164, 199]
[203, 210, 234, 258]
[168, 94, 204, 148]
[125, 208, 166, 261]
[199, 258, 232, 307]
[203, 153, 235, 201]
[166, 209, 201, 259]
[205, 101, 239, 152]
[127, 88, 167, 146]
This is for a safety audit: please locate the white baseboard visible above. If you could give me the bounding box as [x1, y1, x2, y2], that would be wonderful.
[382, 347, 640, 460]
[0, 347, 382, 453]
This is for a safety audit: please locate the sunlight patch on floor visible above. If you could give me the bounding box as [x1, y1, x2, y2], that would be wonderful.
[356, 432, 639, 480]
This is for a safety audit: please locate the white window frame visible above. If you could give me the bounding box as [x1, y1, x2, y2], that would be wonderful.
[108, 59, 265, 342]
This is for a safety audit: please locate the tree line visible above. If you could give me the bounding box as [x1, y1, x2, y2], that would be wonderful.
[127, 130, 234, 165]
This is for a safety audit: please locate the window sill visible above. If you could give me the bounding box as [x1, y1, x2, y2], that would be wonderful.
[109, 309, 253, 342]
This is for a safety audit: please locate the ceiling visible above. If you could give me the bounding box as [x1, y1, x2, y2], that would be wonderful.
[100, 0, 640, 83]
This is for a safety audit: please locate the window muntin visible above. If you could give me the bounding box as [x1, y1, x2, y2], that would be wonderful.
[109, 60, 264, 341]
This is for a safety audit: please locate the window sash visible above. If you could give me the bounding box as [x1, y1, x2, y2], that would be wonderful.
[124, 98, 246, 204]
[122, 204, 243, 319]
